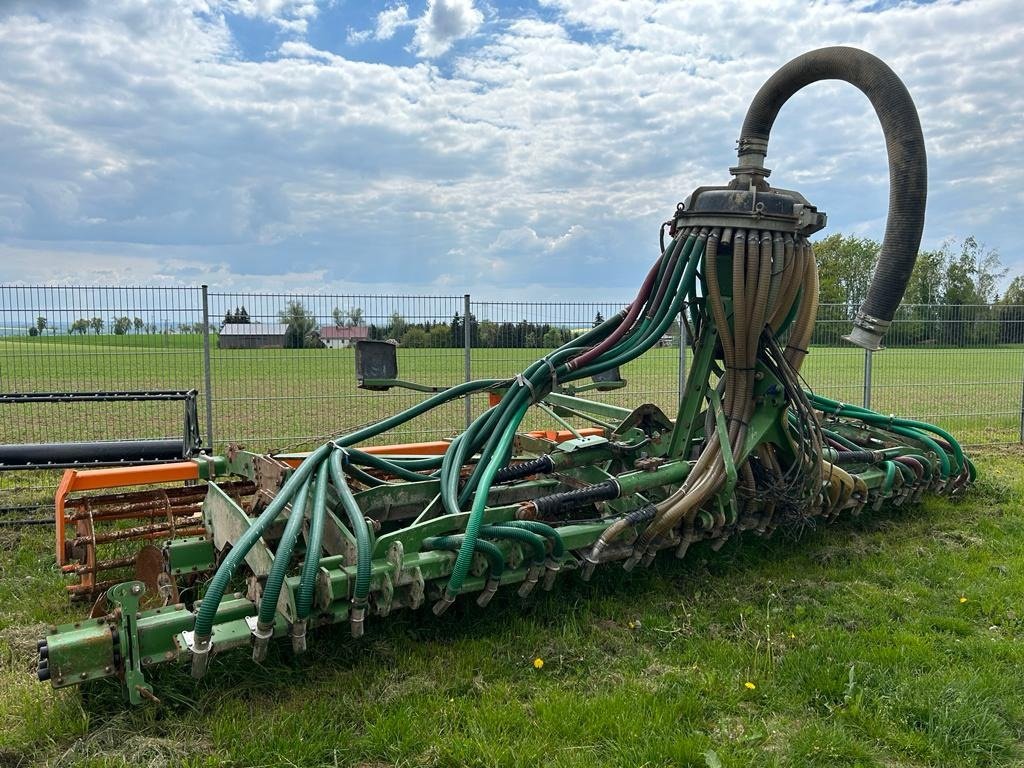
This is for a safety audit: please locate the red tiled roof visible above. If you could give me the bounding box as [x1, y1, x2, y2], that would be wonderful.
[320, 326, 370, 340]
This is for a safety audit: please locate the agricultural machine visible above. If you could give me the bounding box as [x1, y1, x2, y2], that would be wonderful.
[36, 47, 971, 704]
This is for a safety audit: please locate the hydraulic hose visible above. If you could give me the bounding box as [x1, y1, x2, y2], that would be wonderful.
[737, 46, 926, 351]
[193, 443, 332, 641]
[296, 460, 330, 621]
[257, 476, 311, 628]
[328, 449, 374, 608]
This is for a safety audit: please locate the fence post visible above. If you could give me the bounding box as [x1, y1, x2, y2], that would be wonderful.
[463, 293, 472, 430]
[201, 285, 215, 452]
[1019, 354, 1024, 443]
[678, 313, 688, 399]
[862, 348, 873, 410]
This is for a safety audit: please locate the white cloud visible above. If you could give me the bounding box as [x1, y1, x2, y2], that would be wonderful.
[226, 0, 319, 33]
[347, 1, 482, 58]
[0, 0, 1021, 299]
[412, 0, 483, 57]
[377, 5, 411, 40]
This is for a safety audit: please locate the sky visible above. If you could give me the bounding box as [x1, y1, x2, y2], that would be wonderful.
[0, 0, 1021, 301]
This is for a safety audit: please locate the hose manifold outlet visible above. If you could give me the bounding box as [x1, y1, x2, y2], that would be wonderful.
[844, 311, 891, 351]
[250, 620, 274, 663]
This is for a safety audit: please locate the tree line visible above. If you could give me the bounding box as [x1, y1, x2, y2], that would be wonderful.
[811, 234, 1021, 346]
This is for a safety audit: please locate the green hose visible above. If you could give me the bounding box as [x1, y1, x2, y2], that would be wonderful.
[343, 447, 436, 482]
[808, 393, 962, 477]
[881, 460, 897, 495]
[499, 520, 564, 558]
[441, 401, 528, 602]
[327, 448, 373, 604]
[480, 525, 546, 565]
[257, 476, 311, 627]
[335, 379, 503, 448]
[295, 461, 330, 621]
[193, 443, 332, 640]
[423, 535, 505, 578]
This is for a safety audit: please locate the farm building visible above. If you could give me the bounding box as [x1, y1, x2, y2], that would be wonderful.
[320, 326, 369, 349]
[218, 322, 288, 349]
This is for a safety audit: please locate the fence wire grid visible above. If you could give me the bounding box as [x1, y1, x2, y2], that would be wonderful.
[2, 284, 1022, 507]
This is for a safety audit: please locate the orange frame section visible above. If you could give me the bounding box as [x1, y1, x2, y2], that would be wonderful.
[54, 427, 604, 565]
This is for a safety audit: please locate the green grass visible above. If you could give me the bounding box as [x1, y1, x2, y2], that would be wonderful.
[1, 452, 1023, 767]
[1, 335, 1021, 452]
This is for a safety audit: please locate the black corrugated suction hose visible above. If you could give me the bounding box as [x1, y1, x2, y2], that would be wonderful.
[737, 46, 927, 351]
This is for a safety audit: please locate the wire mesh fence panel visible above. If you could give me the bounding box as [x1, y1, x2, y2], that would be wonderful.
[467, 300, 686, 433]
[0, 285, 207, 506]
[803, 303, 866, 407]
[2, 286, 1023, 510]
[207, 293, 467, 452]
[868, 304, 1024, 445]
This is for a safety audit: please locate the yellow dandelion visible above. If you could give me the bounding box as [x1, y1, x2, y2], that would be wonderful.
[788, 632, 796, 639]
[533, 657, 544, 669]
[744, 681, 756, 690]
[959, 596, 968, 604]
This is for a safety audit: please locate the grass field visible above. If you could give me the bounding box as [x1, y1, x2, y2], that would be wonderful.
[1, 335, 1022, 456]
[0, 452, 1022, 766]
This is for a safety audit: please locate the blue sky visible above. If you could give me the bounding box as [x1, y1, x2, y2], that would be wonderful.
[0, 0, 1021, 300]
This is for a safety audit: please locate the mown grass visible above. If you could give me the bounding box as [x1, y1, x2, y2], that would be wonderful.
[1, 452, 1022, 767]
[1, 335, 1021, 454]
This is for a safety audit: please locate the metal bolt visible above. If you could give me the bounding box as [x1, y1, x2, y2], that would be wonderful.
[104, 666, 112, 673]
[142, 657, 151, 665]
[131, 584, 142, 595]
[164, 651, 176, 660]
[80, 672, 87, 680]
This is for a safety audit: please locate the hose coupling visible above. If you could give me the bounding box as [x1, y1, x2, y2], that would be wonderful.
[350, 603, 367, 639]
[190, 634, 212, 679]
[251, 620, 274, 663]
[542, 559, 560, 591]
[476, 578, 500, 608]
[290, 620, 307, 654]
[432, 589, 457, 616]
[675, 538, 691, 559]
[517, 566, 542, 598]
[640, 550, 657, 568]
[581, 540, 605, 581]
[622, 551, 642, 572]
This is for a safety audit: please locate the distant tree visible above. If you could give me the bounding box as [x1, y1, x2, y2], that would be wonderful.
[542, 328, 563, 347]
[331, 306, 345, 329]
[450, 312, 463, 346]
[145, 322, 158, 334]
[348, 307, 364, 327]
[401, 327, 429, 348]
[112, 316, 132, 335]
[222, 307, 250, 326]
[428, 324, 450, 348]
[89, 317, 104, 334]
[279, 300, 320, 348]
[593, 312, 605, 328]
[998, 276, 1024, 343]
[69, 318, 89, 335]
[388, 311, 408, 340]
[813, 234, 879, 312]
[28, 326, 38, 337]
[133, 317, 144, 334]
[35, 316, 47, 334]
[477, 319, 497, 348]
